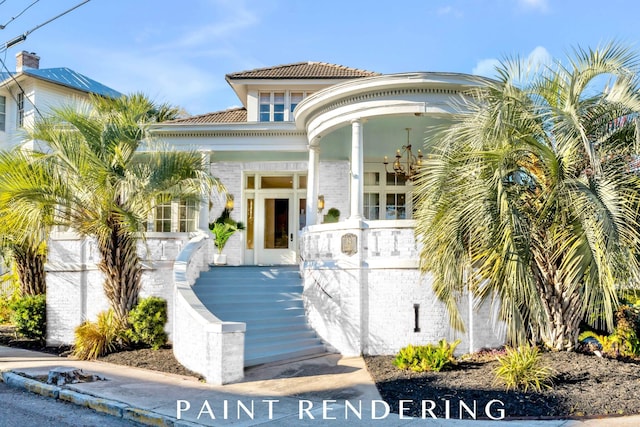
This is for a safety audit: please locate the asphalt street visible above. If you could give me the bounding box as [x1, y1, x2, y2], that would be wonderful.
[0, 381, 140, 427]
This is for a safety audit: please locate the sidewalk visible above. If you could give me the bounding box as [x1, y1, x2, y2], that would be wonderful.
[0, 345, 637, 426]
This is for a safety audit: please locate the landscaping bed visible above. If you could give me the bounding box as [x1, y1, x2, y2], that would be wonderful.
[365, 350, 640, 419]
[0, 324, 202, 379]
[3, 323, 640, 418]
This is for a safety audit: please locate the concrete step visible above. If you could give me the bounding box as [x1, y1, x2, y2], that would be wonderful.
[245, 329, 318, 342]
[206, 300, 304, 311]
[245, 321, 313, 335]
[246, 337, 324, 354]
[212, 310, 306, 322]
[244, 344, 328, 367]
[193, 289, 303, 299]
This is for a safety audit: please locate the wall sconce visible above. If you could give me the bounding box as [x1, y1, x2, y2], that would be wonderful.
[317, 195, 325, 212]
[225, 194, 235, 211]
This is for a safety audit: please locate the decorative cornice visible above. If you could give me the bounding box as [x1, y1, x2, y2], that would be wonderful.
[154, 130, 307, 138]
[314, 87, 459, 118]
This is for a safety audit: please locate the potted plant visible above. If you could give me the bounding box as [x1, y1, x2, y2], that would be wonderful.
[323, 207, 340, 224]
[209, 209, 245, 265]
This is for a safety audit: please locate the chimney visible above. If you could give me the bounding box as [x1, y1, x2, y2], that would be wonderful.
[16, 51, 40, 72]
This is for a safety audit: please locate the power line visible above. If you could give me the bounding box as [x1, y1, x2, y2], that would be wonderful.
[0, 0, 40, 30]
[0, 54, 43, 120]
[1, 0, 91, 51]
[0, 0, 92, 120]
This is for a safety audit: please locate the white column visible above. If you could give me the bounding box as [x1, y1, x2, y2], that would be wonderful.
[198, 151, 211, 230]
[306, 145, 320, 226]
[350, 119, 364, 219]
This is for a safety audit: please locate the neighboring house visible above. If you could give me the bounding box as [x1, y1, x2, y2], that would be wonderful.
[153, 62, 505, 383]
[0, 51, 121, 150]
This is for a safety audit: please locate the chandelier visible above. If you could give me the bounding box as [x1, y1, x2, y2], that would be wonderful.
[383, 128, 423, 180]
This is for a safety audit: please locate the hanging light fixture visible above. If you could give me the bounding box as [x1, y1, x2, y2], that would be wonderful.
[383, 128, 423, 180]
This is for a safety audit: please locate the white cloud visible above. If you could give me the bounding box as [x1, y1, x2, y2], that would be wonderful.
[472, 46, 552, 78]
[437, 6, 463, 17]
[472, 58, 501, 77]
[57, 44, 226, 114]
[156, 0, 258, 51]
[518, 0, 549, 12]
[526, 46, 552, 72]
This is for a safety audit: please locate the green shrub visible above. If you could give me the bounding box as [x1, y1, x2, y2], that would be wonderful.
[494, 346, 554, 392]
[126, 296, 168, 350]
[0, 279, 20, 324]
[579, 330, 622, 356]
[73, 310, 127, 360]
[579, 305, 640, 358]
[10, 294, 46, 340]
[614, 305, 640, 357]
[393, 339, 460, 372]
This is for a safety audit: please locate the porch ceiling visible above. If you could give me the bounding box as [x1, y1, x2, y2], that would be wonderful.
[318, 114, 452, 161]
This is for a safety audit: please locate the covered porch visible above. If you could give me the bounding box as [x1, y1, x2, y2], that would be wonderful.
[294, 72, 504, 356]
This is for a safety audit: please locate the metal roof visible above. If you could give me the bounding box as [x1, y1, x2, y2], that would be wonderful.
[0, 67, 121, 98]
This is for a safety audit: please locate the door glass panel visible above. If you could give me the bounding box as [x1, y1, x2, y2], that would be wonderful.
[364, 193, 380, 220]
[264, 198, 289, 249]
[364, 172, 380, 186]
[246, 198, 254, 249]
[299, 199, 306, 230]
[298, 175, 307, 189]
[386, 193, 407, 220]
[386, 172, 407, 186]
[261, 176, 293, 189]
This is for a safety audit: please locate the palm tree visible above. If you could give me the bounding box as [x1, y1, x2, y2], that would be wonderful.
[0, 149, 64, 296]
[28, 93, 218, 321]
[414, 43, 640, 350]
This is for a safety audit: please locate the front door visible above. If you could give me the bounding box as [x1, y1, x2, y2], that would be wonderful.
[256, 193, 296, 264]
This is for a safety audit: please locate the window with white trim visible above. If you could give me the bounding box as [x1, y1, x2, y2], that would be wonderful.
[17, 92, 24, 127]
[0, 96, 5, 131]
[151, 198, 198, 232]
[178, 199, 198, 232]
[363, 165, 412, 220]
[258, 91, 313, 122]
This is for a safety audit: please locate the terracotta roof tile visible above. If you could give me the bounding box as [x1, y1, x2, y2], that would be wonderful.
[168, 107, 247, 124]
[226, 62, 379, 80]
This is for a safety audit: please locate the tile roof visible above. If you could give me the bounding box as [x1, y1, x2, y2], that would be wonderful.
[0, 67, 121, 98]
[167, 107, 248, 124]
[226, 62, 380, 80]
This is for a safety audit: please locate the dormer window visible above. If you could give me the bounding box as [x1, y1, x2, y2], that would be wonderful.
[260, 92, 284, 122]
[259, 91, 313, 122]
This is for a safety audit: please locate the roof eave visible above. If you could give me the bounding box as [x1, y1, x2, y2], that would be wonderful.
[151, 121, 300, 134]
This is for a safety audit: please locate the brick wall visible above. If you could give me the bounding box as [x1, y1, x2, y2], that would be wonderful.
[45, 234, 193, 346]
[172, 232, 245, 384]
[301, 220, 505, 356]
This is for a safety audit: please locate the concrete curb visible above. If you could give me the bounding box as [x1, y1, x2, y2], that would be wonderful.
[1, 370, 185, 426]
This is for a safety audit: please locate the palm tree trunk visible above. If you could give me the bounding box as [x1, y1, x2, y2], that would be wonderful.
[532, 248, 582, 350]
[12, 242, 47, 296]
[96, 219, 142, 322]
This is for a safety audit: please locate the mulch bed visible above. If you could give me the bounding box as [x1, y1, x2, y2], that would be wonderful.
[3, 324, 640, 419]
[0, 324, 202, 379]
[365, 350, 640, 419]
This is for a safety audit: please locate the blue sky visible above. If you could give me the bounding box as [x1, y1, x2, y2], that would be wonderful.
[2, 0, 639, 114]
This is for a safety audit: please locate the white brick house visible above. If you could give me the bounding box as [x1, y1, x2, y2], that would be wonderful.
[2, 54, 504, 383]
[152, 63, 505, 376]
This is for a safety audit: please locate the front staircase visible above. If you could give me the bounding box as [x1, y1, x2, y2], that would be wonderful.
[192, 266, 327, 366]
